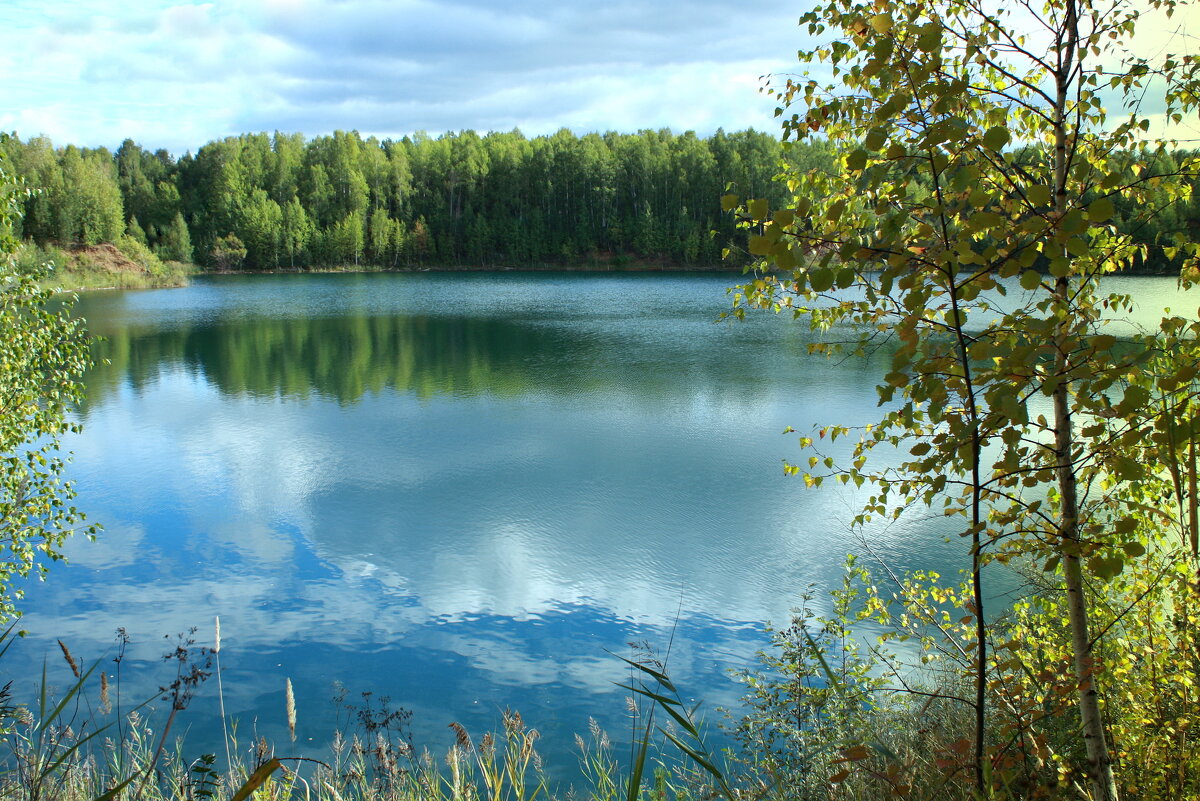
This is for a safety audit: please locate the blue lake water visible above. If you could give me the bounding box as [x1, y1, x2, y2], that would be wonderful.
[7, 271, 1195, 786]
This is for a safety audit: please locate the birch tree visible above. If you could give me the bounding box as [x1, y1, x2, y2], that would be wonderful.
[728, 0, 1200, 797]
[0, 148, 94, 620]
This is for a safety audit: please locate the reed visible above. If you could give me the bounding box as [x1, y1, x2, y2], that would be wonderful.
[0, 625, 650, 801]
[213, 617, 233, 782]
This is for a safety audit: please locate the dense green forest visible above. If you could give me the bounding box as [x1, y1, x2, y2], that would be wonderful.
[2, 129, 1196, 274]
[0, 129, 795, 271]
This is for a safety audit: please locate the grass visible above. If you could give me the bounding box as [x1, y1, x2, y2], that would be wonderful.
[0, 623, 711, 801]
[4, 548, 1199, 801]
[15, 241, 195, 292]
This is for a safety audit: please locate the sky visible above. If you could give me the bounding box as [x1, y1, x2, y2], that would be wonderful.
[0, 0, 805, 155]
[2, 1, 1194, 157]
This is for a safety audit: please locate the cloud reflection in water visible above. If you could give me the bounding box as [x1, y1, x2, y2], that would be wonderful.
[12, 273, 970, 780]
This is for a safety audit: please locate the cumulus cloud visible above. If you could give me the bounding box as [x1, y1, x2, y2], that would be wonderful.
[0, 0, 802, 153]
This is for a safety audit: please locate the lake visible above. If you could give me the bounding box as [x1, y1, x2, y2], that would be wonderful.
[7, 271, 1196, 785]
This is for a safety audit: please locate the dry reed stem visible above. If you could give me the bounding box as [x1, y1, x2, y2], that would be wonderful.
[286, 678, 297, 742]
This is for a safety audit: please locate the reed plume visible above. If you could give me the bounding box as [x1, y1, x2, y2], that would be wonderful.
[214, 616, 232, 777]
[286, 678, 297, 742]
[99, 671, 111, 715]
[57, 639, 80, 678]
[448, 721, 472, 750]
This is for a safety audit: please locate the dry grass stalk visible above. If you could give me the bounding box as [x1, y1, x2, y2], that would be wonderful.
[99, 672, 111, 715]
[57, 639, 80, 678]
[286, 678, 297, 743]
[449, 722, 472, 750]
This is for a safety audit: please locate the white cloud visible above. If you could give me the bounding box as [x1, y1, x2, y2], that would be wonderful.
[0, 0, 800, 153]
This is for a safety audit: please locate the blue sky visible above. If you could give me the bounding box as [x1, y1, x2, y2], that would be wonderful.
[0, 0, 805, 154]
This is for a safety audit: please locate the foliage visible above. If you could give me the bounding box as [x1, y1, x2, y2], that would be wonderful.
[5, 125, 1195, 274]
[0, 150, 95, 621]
[722, 0, 1200, 797]
[729, 562, 889, 799]
[160, 211, 194, 264]
[0, 128, 813, 270]
[711, 545, 1200, 800]
[210, 234, 247, 272]
[115, 234, 166, 276]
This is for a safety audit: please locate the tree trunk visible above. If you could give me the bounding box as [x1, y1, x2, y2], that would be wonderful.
[1053, 372, 1118, 801]
[1053, 3, 1119, 797]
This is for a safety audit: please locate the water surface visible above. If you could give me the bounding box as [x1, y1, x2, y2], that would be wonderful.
[10, 271, 1192, 782]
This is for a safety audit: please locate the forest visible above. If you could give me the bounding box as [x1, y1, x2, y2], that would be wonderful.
[1, 128, 1196, 274]
[0, 128, 790, 271]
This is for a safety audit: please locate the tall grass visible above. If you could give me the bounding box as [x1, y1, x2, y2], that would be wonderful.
[0, 625, 702, 801]
[5, 543, 1196, 801]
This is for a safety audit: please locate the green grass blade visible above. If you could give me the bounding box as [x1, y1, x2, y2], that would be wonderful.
[615, 683, 682, 707]
[612, 655, 677, 693]
[92, 773, 137, 801]
[660, 730, 735, 801]
[624, 729, 650, 801]
[656, 700, 702, 740]
[37, 661, 98, 734]
[0, 623, 17, 661]
[802, 629, 847, 695]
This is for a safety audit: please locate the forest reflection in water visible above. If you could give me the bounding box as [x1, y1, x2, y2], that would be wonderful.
[24, 270, 1186, 778]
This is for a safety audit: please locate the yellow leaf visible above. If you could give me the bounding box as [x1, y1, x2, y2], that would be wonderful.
[869, 13, 893, 33]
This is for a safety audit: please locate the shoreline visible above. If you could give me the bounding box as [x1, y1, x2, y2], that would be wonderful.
[210, 260, 744, 276]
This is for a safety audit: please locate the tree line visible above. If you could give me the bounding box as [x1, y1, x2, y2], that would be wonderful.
[0, 129, 794, 271]
[3, 128, 1195, 274]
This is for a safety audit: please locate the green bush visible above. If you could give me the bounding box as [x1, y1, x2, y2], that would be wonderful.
[115, 234, 165, 276]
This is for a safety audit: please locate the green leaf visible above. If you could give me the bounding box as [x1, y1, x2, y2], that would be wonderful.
[1027, 185, 1052, 206]
[1121, 542, 1146, 558]
[1088, 196, 1114, 222]
[864, 128, 887, 151]
[846, 149, 868, 171]
[1116, 384, 1151, 414]
[1089, 555, 1124, 580]
[809, 268, 835, 292]
[917, 26, 941, 52]
[968, 211, 1003, 232]
[721, 194, 740, 212]
[1020, 269, 1041, 290]
[982, 126, 1010, 151]
[1061, 209, 1085, 233]
[748, 198, 769, 220]
[1112, 456, 1145, 481]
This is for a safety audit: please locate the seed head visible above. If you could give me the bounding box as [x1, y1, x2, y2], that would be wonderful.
[58, 640, 80, 678]
[285, 678, 297, 742]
